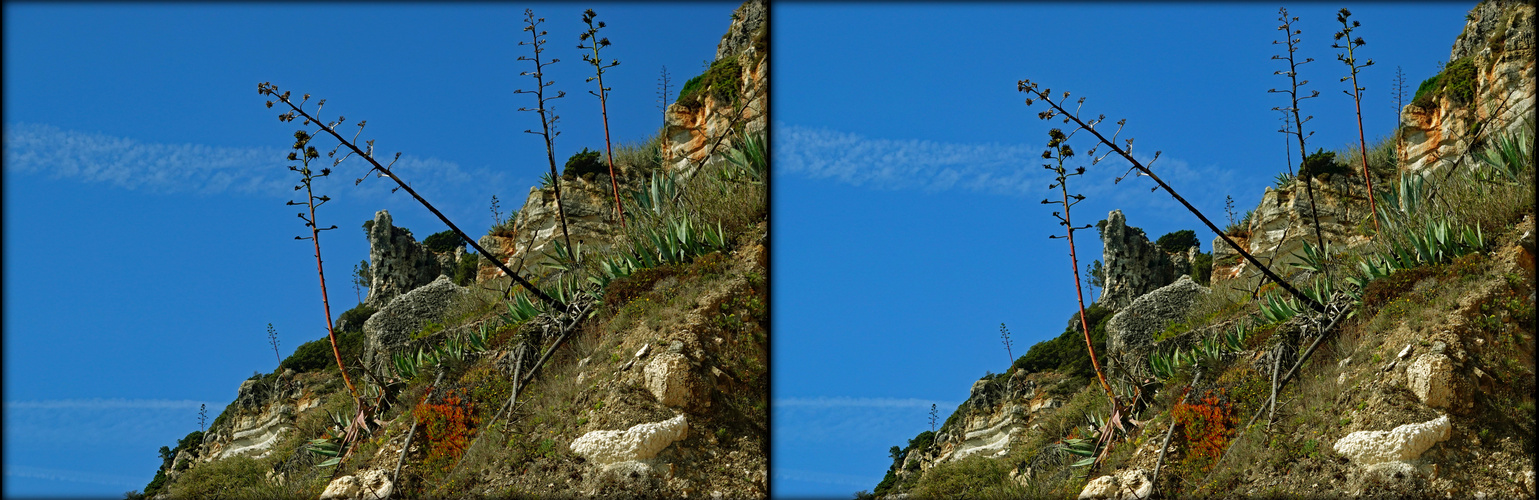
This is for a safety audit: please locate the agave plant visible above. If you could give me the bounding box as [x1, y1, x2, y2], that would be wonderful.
[500, 291, 543, 325]
[720, 133, 766, 185]
[1260, 292, 1302, 324]
[543, 238, 585, 274]
[1472, 123, 1534, 185]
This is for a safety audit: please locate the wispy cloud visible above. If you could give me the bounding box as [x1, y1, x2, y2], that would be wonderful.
[5, 398, 209, 410]
[5, 399, 218, 447]
[773, 123, 1044, 195]
[2, 122, 515, 212]
[774, 468, 880, 489]
[5, 465, 143, 489]
[773, 122, 1242, 223]
[775, 397, 959, 409]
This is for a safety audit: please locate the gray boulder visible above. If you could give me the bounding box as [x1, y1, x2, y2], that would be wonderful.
[1105, 275, 1210, 355]
[361, 275, 468, 377]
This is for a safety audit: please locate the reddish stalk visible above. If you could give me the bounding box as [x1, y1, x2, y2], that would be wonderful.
[1335, 8, 1381, 233]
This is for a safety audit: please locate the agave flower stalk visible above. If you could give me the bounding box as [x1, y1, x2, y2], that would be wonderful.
[259, 82, 565, 312]
[657, 65, 673, 162]
[1018, 80, 1326, 314]
[1269, 8, 1331, 284]
[1334, 8, 1381, 233]
[514, 9, 576, 256]
[1039, 126, 1118, 414]
[281, 120, 360, 405]
[580, 9, 627, 228]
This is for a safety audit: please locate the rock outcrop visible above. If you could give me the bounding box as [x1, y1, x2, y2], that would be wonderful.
[197, 370, 324, 462]
[1401, 0, 1535, 175]
[897, 370, 1071, 480]
[1097, 210, 1196, 310]
[1105, 275, 1210, 357]
[361, 275, 468, 377]
[662, 0, 767, 178]
[1213, 173, 1373, 283]
[477, 175, 624, 282]
[365, 210, 443, 308]
[1077, 469, 1154, 500]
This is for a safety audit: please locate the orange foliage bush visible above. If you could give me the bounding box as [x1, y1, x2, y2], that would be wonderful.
[1171, 389, 1238, 473]
[413, 388, 479, 475]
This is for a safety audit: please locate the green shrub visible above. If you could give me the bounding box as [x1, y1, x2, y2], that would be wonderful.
[562, 147, 607, 180]
[280, 337, 335, 373]
[1012, 304, 1112, 377]
[1443, 57, 1477, 106]
[337, 304, 377, 333]
[1412, 74, 1442, 108]
[1298, 148, 1350, 181]
[909, 455, 1015, 499]
[165, 455, 271, 499]
[677, 56, 741, 106]
[423, 230, 461, 253]
[453, 252, 479, 286]
[1156, 229, 1199, 254]
[1191, 252, 1213, 286]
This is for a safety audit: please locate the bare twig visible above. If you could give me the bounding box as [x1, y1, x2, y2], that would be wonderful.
[1151, 370, 1202, 498]
[392, 368, 445, 485]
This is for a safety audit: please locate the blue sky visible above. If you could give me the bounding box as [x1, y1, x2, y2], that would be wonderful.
[770, 3, 1473, 498]
[2, 3, 736, 497]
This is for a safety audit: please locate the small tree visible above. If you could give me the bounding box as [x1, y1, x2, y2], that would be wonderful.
[1088, 259, 1105, 301]
[929, 403, 938, 433]
[198, 404, 207, 433]
[1333, 8, 1380, 233]
[351, 260, 370, 304]
[579, 9, 627, 227]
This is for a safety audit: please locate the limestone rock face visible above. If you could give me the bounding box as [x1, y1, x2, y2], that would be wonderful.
[1406, 354, 1457, 409]
[663, 0, 767, 178]
[362, 275, 468, 377]
[1097, 210, 1190, 311]
[1078, 469, 1153, 500]
[1402, 0, 1535, 175]
[1227, 176, 1369, 279]
[365, 210, 442, 308]
[479, 176, 620, 282]
[569, 414, 688, 466]
[320, 469, 393, 500]
[1106, 275, 1210, 356]
[714, 0, 765, 61]
[198, 369, 320, 462]
[913, 370, 1072, 471]
[644, 352, 696, 408]
[1333, 415, 1451, 466]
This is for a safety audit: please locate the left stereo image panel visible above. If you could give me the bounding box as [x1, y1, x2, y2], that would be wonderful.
[1, 1, 767, 498]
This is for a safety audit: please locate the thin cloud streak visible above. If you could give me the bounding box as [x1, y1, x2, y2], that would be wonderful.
[775, 468, 879, 489]
[2, 122, 516, 214]
[774, 397, 960, 409]
[774, 123, 1044, 195]
[773, 122, 1245, 231]
[5, 398, 211, 410]
[5, 465, 143, 489]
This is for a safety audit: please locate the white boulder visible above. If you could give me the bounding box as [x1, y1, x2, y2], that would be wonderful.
[570, 414, 688, 465]
[1333, 415, 1451, 466]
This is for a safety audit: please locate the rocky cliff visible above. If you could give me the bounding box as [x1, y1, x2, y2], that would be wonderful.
[1401, 0, 1535, 175]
